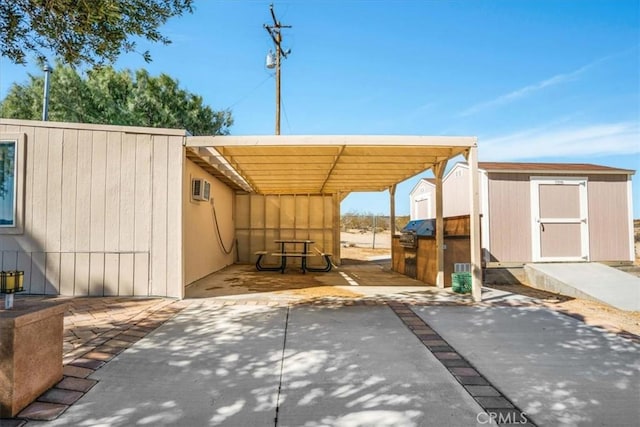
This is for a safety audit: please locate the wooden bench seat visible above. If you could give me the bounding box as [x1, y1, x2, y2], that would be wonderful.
[270, 252, 314, 257]
[255, 249, 334, 273]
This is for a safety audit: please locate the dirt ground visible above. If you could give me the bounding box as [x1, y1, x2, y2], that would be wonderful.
[340, 230, 640, 340]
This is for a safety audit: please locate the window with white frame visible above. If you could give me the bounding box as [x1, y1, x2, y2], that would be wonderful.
[0, 133, 25, 234]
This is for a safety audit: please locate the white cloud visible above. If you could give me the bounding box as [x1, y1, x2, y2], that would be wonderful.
[479, 121, 640, 161]
[459, 53, 617, 117]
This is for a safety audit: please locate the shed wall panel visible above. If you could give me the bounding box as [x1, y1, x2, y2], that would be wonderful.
[1, 251, 17, 271]
[76, 130, 92, 251]
[74, 253, 90, 296]
[443, 167, 471, 218]
[0, 123, 185, 297]
[45, 128, 63, 252]
[118, 253, 134, 296]
[104, 132, 122, 251]
[151, 136, 168, 296]
[588, 176, 631, 261]
[32, 127, 49, 250]
[90, 131, 107, 252]
[103, 253, 120, 296]
[60, 129, 78, 252]
[487, 173, 532, 262]
[134, 134, 152, 252]
[59, 253, 75, 295]
[45, 252, 61, 295]
[89, 253, 105, 296]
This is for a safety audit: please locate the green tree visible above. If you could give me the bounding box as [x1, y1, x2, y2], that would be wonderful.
[1, 0, 193, 65]
[0, 63, 233, 135]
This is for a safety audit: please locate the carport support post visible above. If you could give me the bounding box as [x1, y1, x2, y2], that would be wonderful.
[466, 144, 482, 302]
[389, 184, 397, 265]
[389, 184, 396, 236]
[434, 160, 447, 288]
[333, 193, 342, 265]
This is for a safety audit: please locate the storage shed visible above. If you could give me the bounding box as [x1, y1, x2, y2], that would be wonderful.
[0, 119, 483, 299]
[409, 161, 635, 265]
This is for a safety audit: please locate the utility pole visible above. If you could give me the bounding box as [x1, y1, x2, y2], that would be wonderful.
[264, 3, 291, 135]
[42, 63, 51, 121]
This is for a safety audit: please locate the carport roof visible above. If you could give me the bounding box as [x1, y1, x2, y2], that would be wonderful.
[186, 135, 477, 194]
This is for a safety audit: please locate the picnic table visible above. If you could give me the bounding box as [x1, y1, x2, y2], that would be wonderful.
[255, 239, 333, 273]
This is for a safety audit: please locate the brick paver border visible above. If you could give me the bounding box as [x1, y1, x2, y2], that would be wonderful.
[387, 301, 537, 427]
[2, 298, 188, 425]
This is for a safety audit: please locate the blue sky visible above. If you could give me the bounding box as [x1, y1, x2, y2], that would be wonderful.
[1, 0, 638, 216]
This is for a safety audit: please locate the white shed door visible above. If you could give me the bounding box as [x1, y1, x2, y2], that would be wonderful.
[531, 178, 589, 262]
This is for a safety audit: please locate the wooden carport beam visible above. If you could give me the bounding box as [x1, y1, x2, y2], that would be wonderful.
[434, 160, 447, 288]
[465, 145, 482, 302]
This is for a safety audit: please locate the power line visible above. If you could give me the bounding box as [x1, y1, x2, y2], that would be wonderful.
[225, 74, 273, 110]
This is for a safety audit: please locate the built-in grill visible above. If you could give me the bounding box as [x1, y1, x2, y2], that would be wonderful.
[399, 219, 435, 248]
[399, 219, 435, 278]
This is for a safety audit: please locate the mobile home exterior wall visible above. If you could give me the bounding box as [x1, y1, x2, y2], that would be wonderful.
[183, 158, 235, 285]
[0, 120, 185, 297]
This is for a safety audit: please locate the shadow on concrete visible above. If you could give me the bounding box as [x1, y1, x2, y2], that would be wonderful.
[413, 305, 640, 426]
[37, 304, 483, 426]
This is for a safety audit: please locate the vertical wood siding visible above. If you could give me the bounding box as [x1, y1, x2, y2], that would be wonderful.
[235, 193, 335, 267]
[443, 167, 471, 217]
[392, 216, 471, 285]
[487, 173, 532, 262]
[588, 175, 631, 261]
[0, 123, 184, 297]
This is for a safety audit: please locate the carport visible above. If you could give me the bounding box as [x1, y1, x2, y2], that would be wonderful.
[185, 135, 483, 301]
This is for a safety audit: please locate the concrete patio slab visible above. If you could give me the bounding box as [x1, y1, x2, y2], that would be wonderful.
[27, 303, 485, 427]
[412, 306, 640, 426]
[29, 303, 287, 426]
[278, 305, 483, 427]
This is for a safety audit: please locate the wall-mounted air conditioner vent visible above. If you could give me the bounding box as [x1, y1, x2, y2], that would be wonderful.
[191, 178, 211, 201]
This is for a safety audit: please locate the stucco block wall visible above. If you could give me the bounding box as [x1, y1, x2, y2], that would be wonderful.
[0, 120, 184, 298]
[183, 159, 235, 285]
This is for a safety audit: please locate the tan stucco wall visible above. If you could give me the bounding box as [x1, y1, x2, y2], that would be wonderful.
[183, 158, 235, 285]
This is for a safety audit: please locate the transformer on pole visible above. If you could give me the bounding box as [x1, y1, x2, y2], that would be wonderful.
[264, 3, 291, 135]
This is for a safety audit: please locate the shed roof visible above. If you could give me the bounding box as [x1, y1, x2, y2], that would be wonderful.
[478, 162, 635, 175]
[409, 177, 436, 195]
[186, 135, 477, 194]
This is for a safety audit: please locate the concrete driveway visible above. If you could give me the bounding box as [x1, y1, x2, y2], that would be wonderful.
[15, 265, 640, 427]
[413, 306, 640, 427]
[29, 303, 483, 427]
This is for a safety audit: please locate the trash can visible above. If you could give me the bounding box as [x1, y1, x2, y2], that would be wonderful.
[451, 272, 472, 293]
[452, 263, 472, 294]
